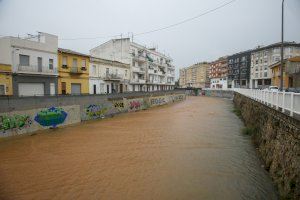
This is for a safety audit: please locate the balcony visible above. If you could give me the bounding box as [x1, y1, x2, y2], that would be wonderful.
[131, 79, 146, 84]
[133, 54, 147, 62]
[17, 65, 58, 75]
[70, 67, 86, 74]
[103, 73, 123, 81]
[132, 67, 146, 74]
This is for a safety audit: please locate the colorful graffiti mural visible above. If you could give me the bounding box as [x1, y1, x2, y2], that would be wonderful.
[129, 101, 141, 110]
[0, 114, 32, 134]
[34, 107, 68, 128]
[85, 104, 109, 119]
[150, 97, 166, 106]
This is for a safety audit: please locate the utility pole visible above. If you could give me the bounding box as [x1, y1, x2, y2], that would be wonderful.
[280, 0, 285, 90]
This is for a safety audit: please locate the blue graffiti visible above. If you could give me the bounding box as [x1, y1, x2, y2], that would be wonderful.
[34, 107, 67, 128]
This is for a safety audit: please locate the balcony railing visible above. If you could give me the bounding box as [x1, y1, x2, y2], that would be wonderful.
[132, 67, 146, 74]
[103, 73, 123, 81]
[18, 65, 57, 74]
[70, 67, 86, 74]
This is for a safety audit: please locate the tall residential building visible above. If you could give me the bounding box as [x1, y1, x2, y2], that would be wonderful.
[89, 57, 130, 94]
[57, 48, 90, 95]
[209, 56, 228, 89]
[178, 62, 210, 88]
[89, 38, 175, 92]
[0, 32, 58, 96]
[250, 42, 300, 89]
[228, 50, 252, 88]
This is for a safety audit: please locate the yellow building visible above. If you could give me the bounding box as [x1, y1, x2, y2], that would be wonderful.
[179, 62, 210, 88]
[57, 48, 90, 94]
[270, 57, 300, 88]
[0, 63, 13, 95]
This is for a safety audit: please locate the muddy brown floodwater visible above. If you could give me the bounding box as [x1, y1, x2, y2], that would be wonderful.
[0, 97, 278, 200]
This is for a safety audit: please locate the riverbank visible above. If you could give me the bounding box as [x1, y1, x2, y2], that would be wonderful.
[0, 97, 278, 199]
[234, 92, 300, 199]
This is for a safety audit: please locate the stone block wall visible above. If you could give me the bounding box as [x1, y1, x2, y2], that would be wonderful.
[234, 92, 300, 199]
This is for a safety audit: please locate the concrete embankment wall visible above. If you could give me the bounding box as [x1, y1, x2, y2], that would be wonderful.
[204, 89, 234, 98]
[0, 91, 186, 138]
[234, 92, 300, 199]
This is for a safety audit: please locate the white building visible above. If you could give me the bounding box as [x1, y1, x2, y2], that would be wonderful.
[89, 57, 130, 94]
[90, 38, 175, 92]
[250, 42, 300, 89]
[0, 32, 58, 96]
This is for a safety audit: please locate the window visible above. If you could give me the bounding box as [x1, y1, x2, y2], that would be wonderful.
[62, 56, 67, 67]
[264, 72, 268, 77]
[61, 82, 66, 95]
[72, 58, 77, 68]
[81, 59, 86, 68]
[132, 60, 135, 67]
[19, 55, 29, 66]
[125, 70, 127, 77]
[0, 85, 5, 95]
[92, 65, 96, 75]
[49, 59, 54, 70]
[106, 68, 109, 75]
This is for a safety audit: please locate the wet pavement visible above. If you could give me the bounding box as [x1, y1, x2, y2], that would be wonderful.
[0, 96, 278, 200]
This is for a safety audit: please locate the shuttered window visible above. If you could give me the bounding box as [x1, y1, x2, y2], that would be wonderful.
[19, 55, 30, 66]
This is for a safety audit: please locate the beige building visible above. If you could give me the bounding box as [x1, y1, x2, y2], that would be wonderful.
[179, 62, 210, 88]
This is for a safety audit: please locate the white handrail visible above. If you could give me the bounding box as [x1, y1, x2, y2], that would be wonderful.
[232, 88, 299, 117]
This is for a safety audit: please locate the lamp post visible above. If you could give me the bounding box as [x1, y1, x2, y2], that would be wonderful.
[280, 0, 285, 91]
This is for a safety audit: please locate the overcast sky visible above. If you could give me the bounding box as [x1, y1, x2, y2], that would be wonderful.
[0, 0, 299, 77]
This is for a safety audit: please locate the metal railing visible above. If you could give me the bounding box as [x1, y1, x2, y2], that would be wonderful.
[234, 88, 300, 117]
[18, 65, 58, 74]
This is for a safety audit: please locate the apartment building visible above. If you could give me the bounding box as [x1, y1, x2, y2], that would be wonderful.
[209, 57, 228, 89]
[57, 48, 89, 95]
[0, 32, 58, 96]
[89, 57, 130, 94]
[250, 42, 300, 89]
[228, 50, 252, 88]
[179, 62, 210, 88]
[89, 38, 175, 92]
[179, 68, 186, 88]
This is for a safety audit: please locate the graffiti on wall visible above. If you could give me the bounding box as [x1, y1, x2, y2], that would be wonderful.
[129, 100, 141, 110]
[150, 97, 166, 106]
[173, 95, 184, 102]
[34, 107, 68, 128]
[113, 101, 125, 112]
[85, 104, 109, 119]
[0, 114, 32, 134]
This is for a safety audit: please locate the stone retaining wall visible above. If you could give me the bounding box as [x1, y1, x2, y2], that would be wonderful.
[234, 92, 300, 199]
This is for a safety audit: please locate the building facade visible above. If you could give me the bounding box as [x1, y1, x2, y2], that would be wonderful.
[89, 57, 130, 94]
[250, 42, 300, 89]
[90, 38, 175, 92]
[228, 50, 251, 88]
[0, 32, 58, 96]
[270, 56, 300, 88]
[57, 48, 89, 95]
[178, 62, 210, 88]
[209, 57, 228, 89]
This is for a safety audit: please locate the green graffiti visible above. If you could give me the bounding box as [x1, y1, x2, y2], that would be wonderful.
[86, 104, 109, 119]
[0, 114, 32, 133]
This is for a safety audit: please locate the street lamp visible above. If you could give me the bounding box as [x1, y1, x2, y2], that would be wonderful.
[280, 0, 285, 91]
